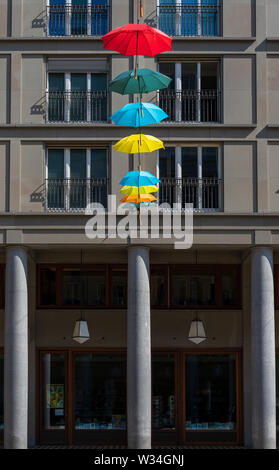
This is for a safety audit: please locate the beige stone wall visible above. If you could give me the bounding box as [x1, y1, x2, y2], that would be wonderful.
[268, 143, 279, 212]
[267, 0, 279, 36]
[21, 141, 45, 212]
[0, 56, 9, 124]
[223, 0, 253, 38]
[21, 55, 45, 124]
[0, 0, 9, 37]
[223, 56, 253, 125]
[267, 56, 279, 124]
[223, 142, 254, 212]
[22, 0, 46, 37]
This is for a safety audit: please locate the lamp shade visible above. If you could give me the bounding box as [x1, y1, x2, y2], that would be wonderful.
[188, 319, 206, 345]
[72, 319, 90, 344]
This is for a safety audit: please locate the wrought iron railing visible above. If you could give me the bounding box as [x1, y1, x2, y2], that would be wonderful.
[157, 3, 221, 37]
[47, 4, 109, 37]
[159, 89, 220, 123]
[46, 91, 108, 123]
[45, 178, 109, 211]
[159, 177, 222, 210]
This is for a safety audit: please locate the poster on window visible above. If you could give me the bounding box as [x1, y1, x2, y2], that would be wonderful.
[46, 384, 64, 409]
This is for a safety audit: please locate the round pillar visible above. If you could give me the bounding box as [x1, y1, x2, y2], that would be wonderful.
[251, 247, 276, 449]
[127, 246, 151, 449]
[4, 247, 28, 449]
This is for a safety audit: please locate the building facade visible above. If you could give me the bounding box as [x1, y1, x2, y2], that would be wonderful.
[0, 0, 279, 449]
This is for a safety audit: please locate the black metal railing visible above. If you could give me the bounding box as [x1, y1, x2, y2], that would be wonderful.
[159, 177, 222, 210]
[158, 3, 221, 37]
[159, 89, 220, 123]
[46, 91, 108, 122]
[47, 4, 109, 37]
[46, 178, 109, 211]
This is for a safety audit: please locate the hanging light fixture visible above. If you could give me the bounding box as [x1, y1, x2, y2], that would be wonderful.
[188, 313, 207, 345]
[72, 312, 90, 344]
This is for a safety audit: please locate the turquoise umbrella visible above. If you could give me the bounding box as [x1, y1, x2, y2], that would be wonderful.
[110, 102, 168, 128]
[120, 170, 160, 187]
[109, 68, 172, 95]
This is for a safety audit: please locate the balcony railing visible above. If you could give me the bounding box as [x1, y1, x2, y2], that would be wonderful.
[159, 90, 220, 123]
[47, 4, 109, 37]
[159, 177, 222, 211]
[45, 178, 109, 212]
[157, 3, 221, 37]
[46, 91, 108, 123]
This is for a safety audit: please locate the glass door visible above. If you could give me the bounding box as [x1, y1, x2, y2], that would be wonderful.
[39, 352, 68, 444]
[70, 74, 87, 122]
[152, 353, 177, 444]
[184, 352, 239, 444]
[70, 149, 87, 209]
[72, 352, 126, 444]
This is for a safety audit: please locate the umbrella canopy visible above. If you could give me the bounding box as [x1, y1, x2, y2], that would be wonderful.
[114, 134, 165, 154]
[110, 102, 168, 128]
[120, 185, 158, 195]
[102, 24, 172, 57]
[120, 170, 160, 187]
[121, 194, 157, 203]
[109, 68, 172, 95]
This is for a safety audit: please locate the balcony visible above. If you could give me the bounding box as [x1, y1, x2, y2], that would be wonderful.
[159, 90, 220, 123]
[159, 177, 222, 211]
[46, 91, 108, 123]
[45, 178, 109, 212]
[157, 3, 221, 37]
[47, 3, 109, 37]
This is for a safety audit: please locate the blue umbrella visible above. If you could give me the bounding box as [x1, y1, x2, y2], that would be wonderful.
[110, 102, 168, 128]
[120, 170, 160, 187]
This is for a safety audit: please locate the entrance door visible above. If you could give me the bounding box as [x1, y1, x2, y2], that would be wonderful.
[72, 352, 126, 444]
[183, 352, 240, 445]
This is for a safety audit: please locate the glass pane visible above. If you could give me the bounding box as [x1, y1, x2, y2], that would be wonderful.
[0, 353, 3, 430]
[40, 268, 57, 306]
[152, 354, 176, 431]
[91, 0, 109, 36]
[42, 353, 66, 430]
[202, 147, 218, 178]
[91, 149, 107, 178]
[222, 270, 238, 306]
[185, 355, 237, 431]
[49, 1, 66, 37]
[49, 73, 65, 92]
[47, 149, 65, 209]
[71, 74, 87, 121]
[159, 63, 175, 89]
[111, 270, 127, 307]
[182, 63, 196, 90]
[159, 148, 175, 178]
[172, 272, 215, 306]
[70, 150, 87, 209]
[63, 269, 106, 306]
[151, 269, 166, 307]
[48, 74, 65, 122]
[70, 149, 86, 178]
[72, 0, 87, 36]
[74, 353, 126, 430]
[182, 147, 197, 177]
[91, 74, 107, 121]
[201, 63, 218, 90]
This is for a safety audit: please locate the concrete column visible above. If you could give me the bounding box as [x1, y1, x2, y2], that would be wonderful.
[127, 246, 151, 449]
[4, 247, 28, 449]
[251, 247, 276, 449]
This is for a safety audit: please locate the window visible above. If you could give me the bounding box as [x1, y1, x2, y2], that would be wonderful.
[185, 354, 237, 439]
[0, 265, 4, 309]
[63, 268, 106, 306]
[111, 268, 127, 308]
[159, 61, 220, 123]
[42, 353, 66, 430]
[152, 354, 176, 431]
[151, 267, 168, 308]
[47, 72, 108, 123]
[0, 352, 3, 433]
[48, 0, 109, 37]
[158, 0, 221, 37]
[74, 353, 126, 431]
[46, 148, 109, 211]
[159, 146, 221, 211]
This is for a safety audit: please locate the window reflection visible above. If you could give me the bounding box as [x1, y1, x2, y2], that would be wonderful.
[74, 354, 126, 430]
[0, 353, 3, 430]
[111, 270, 127, 307]
[172, 273, 215, 306]
[186, 355, 236, 431]
[222, 271, 237, 306]
[40, 268, 57, 306]
[151, 269, 166, 307]
[63, 269, 106, 306]
[152, 354, 175, 431]
[42, 353, 66, 430]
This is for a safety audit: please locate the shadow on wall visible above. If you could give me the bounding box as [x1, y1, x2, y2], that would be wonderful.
[30, 183, 45, 205]
[32, 10, 47, 33]
[30, 96, 46, 116]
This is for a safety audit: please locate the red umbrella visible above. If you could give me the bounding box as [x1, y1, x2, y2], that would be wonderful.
[102, 24, 172, 57]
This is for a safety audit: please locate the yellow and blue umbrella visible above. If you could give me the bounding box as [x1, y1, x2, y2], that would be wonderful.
[110, 102, 168, 128]
[114, 134, 164, 154]
[120, 185, 158, 195]
[109, 68, 172, 95]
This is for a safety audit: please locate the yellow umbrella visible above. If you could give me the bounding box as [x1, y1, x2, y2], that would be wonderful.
[114, 134, 165, 154]
[120, 185, 158, 195]
[121, 194, 157, 203]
